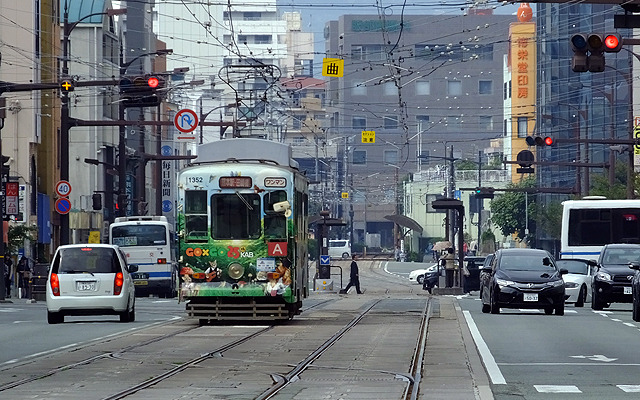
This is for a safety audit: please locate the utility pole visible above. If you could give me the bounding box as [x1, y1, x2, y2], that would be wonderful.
[0, 97, 5, 301]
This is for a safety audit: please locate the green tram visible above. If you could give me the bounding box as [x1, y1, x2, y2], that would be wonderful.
[176, 138, 309, 322]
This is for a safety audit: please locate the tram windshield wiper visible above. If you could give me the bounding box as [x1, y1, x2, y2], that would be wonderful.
[236, 191, 253, 210]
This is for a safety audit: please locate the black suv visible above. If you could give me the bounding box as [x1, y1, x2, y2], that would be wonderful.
[481, 248, 567, 315]
[592, 244, 640, 310]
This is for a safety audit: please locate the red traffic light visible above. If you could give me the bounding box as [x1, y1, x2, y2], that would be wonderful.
[147, 76, 160, 88]
[544, 136, 553, 146]
[603, 33, 622, 52]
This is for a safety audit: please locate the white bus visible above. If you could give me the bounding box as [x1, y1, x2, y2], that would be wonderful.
[560, 198, 640, 260]
[109, 216, 178, 297]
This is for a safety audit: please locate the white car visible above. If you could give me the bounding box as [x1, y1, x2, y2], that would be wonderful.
[328, 239, 351, 259]
[409, 264, 438, 284]
[46, 244, 138, 324]
[557, 258, 596, 307]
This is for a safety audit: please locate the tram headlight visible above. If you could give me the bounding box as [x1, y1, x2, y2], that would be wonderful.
[228, 263, 245, 280]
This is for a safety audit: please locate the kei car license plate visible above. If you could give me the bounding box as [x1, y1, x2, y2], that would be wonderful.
[625, 286, 632, 295]
[134, 280, 148, 286]
[523, 292, 538, 302]
[76, 281, 95, 291]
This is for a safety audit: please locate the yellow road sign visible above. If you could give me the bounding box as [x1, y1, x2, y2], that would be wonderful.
[361, 130, 375, 143]
[322, 58, 344, 77]
[341, 192, 349, 199]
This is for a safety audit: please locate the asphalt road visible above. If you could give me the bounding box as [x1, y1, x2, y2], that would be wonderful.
[457, 296, 640, 399]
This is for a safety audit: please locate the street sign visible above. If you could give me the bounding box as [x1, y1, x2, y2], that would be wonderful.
[55, 180, 72, 197]
[55, 197, 72, 215]
[5, 182, 18, 216]
[320, 255, 331, 266]
[174, 109, 199, 133]
[361, 130, 375, 143]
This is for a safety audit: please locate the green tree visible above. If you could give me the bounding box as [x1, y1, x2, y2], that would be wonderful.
[6, 223, 38, 256]
[490, 177, 536, 242]
[590, 162, 629, 199]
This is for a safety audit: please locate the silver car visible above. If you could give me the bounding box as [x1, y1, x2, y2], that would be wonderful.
[46, 244, 138, 324]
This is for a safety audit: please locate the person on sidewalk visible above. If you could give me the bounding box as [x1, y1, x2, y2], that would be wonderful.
[17, 256, 31, 299]
[344, 254, 363, 294]
[4, 254, 12, 297]
[441, 248, 456, 288]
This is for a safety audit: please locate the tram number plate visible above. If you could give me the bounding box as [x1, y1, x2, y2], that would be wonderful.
[76, 281, 96, 291]
[133, 273, 149, 280]
[523, 293, 538, 302]
[625, 286, 632, 295]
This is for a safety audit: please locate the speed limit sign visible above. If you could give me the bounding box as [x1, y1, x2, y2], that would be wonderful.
[56, 180, 72, 197]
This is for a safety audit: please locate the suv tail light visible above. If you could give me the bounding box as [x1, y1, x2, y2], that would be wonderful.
[114, 272, 124, 295]
[50, 273, 60, 296]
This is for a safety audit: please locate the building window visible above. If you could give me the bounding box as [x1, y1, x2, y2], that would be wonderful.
[384, 82, 398, 96]
[352, 81, 367, 96]
[352, 150, 366, 165]
[479, 80, 492, 95]
[384, 150, 398, 165]
[503, 82, 508, 100]
[416, 80, 430, 95]
[417, 115, 430, 131]
[352, 116, 366, 130]
[517, 117, 528, 138]
[447, 80, 462, 96]
[384, 116, 398, 129]
[479, 116, 493, 131]
[504, 118, 508, 137]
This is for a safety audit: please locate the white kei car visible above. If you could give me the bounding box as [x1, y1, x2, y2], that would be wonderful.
[409, 264, 438, 285]
[556, 258, 596, 307]
[46, 244, 138, 324]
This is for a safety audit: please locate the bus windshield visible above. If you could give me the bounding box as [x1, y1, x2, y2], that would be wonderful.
[112, 225, 167, 246]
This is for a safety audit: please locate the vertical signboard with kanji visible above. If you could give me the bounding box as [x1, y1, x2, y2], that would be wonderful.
[161, 143, 176, 227]
[5, 182, 18, 219]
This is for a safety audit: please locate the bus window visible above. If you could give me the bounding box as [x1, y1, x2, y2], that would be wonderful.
[185, 190, 209, 240]
[264, 190, 287, 238]
[212, 193, 261, 239]
[112, 225, 167, 246]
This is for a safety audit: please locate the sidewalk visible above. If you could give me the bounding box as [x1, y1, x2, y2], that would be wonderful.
[420, 295, 493, 400]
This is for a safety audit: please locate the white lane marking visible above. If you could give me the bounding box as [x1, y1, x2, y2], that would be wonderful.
[624, 322, 636, 327]
[611, 318, 622, 322]
[462, 310, 506, 385]
[618, 385, 640, 392]
[534, 385, 581, 393]
[593, 310, 613, 314]
[570, 354, 617, 362]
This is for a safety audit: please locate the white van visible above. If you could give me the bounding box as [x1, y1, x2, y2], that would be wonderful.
[328, 239, 351, 259]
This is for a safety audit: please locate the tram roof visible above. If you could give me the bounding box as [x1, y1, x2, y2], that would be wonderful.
[193, 138, 299, 169]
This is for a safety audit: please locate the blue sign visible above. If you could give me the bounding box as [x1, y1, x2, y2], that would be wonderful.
[162, 200, 173, 213]
[161, 145, 172, 156]
[320, 255, 331, 266]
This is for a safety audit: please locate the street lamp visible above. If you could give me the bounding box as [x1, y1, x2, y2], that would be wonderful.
[60, 1, 127, 244]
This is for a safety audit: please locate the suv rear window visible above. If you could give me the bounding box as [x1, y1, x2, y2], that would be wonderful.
[52, 247, 121, 274]
[330, 240, 347, 247]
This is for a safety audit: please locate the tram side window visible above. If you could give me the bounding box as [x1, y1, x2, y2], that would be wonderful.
[264, 190, 287, 238]
[185, 190, 209, 241]
[212, 193, 261, 239]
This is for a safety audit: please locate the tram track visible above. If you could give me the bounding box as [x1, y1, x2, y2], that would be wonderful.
[0, 322, 200, 392]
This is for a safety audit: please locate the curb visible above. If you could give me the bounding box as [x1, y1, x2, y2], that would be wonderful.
[454, 300, 494, 400]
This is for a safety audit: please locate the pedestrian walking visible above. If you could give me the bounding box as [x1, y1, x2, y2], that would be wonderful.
[17, 256, 31, 299]
[441, 248, 456, 288]
[4, 254, 12, 297]
[344, 254, 363, 294]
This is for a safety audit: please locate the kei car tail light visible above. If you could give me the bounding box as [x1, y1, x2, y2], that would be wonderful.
[50, 273, 60, 296]
[114, 272, 124, 295]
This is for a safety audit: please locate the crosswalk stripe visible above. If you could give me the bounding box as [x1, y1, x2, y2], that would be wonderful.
[534, 385, 581, 393]
[618, 385, 640, 392]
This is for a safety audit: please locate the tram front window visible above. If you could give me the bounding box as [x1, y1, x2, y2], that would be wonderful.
[212, 193, 261, 239]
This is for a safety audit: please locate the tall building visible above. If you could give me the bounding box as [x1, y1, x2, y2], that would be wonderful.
[324, 10, 512, 248]
[535, 4, 632, 252]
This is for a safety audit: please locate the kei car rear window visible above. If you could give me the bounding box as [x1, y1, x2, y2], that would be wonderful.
[53, 247, 120, 274]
